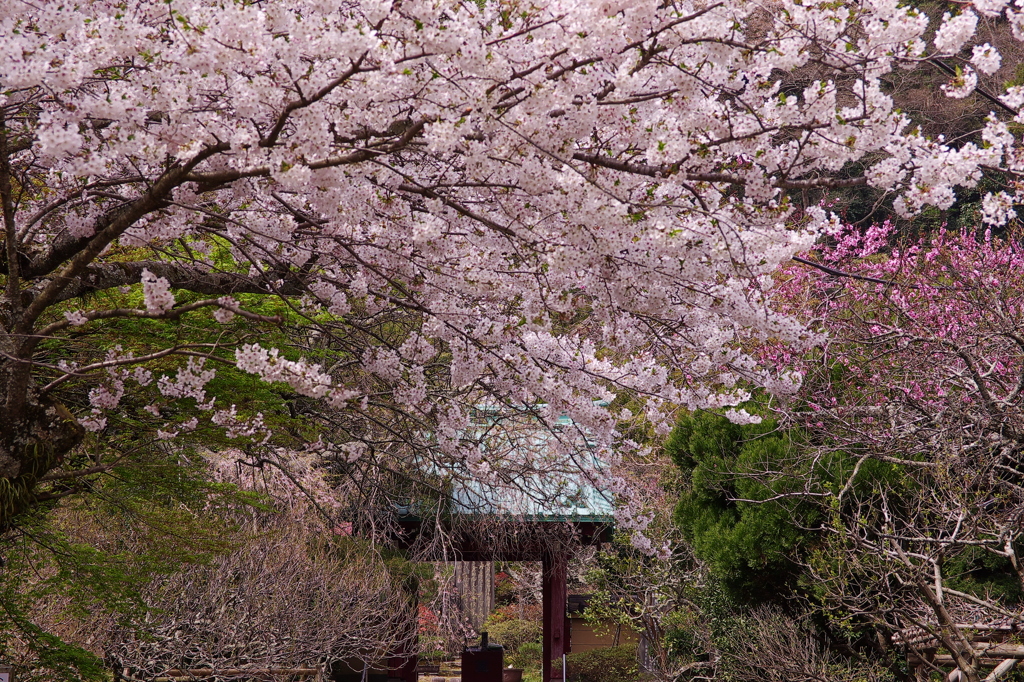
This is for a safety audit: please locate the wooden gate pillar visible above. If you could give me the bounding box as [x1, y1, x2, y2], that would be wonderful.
[542, 552, 568, 682]
[388, 575, 419, 682]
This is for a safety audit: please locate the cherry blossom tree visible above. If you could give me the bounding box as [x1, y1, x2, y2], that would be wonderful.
[768, 226, 1024, 682]
[3, 0, 1024, 532]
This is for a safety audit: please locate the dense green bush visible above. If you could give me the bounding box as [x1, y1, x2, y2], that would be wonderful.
[508, 641, 542, 670]
[667, 411, 815, 602]
[552, 644, 640, 682]
[484, 615, 542, 661]
[485, 616, 542, 651]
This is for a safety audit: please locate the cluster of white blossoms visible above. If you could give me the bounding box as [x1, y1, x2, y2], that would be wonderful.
[140, 269, 175, 314]
[64, 310, 89, 327]
[5, 0, 1024, 534]
[235, 344, 358, 407]
[157, 358, 216, 404]
[212, 298, 237, 324]
[983, 191, 1019, 225]
[972, 43, 1003, 74]
[941, 66, 979, 99]
[933, 11, 980, 54]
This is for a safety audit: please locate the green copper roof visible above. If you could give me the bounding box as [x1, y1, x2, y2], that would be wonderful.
[447, 407, 615, 522]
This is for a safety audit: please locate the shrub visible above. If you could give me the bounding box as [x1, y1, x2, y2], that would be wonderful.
[420, 649, 447, 663]
[484, 616, 542, 654]
[496, 571, 517, 606]
[552, 644, 640, 682]
[488, 603, 543, 624]
[508, 641, 542, 670]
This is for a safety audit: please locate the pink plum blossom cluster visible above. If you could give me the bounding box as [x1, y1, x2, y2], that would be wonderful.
[4, 0, 1024, 526]
[773, 223, 1024, 430]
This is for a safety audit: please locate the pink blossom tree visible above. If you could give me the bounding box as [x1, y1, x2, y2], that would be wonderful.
[770, 226, 1024, 682]
[2, 0, 1024, 531]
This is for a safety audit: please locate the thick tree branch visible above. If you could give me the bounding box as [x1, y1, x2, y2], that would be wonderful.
[187, 117, 432, 191]
[17, 145, 230, 340]
[571, 151, 869, 189]
[36, 260, 307, 304]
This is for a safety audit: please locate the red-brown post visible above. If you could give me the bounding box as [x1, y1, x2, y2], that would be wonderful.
[388, 577, 419, 682]
[542, 552, 568, 682]
[387, 649, 417, 682]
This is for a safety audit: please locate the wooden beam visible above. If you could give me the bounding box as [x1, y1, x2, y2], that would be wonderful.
[916, 649, 1024, 667]
[983, 659, 1019, 682]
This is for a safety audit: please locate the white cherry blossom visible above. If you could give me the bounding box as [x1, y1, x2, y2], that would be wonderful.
[3, 0, 1024, 529]
[971, 43, 1002, 74]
